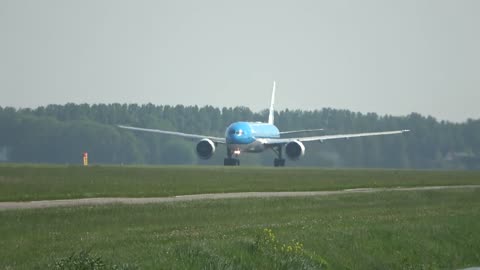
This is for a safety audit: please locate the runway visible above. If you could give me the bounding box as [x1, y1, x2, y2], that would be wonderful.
[1, 184, 479, 211]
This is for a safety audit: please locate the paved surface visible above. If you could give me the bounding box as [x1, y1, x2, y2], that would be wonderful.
[1, 185, 479, 211]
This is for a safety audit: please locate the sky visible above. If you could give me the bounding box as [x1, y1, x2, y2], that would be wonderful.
[0, 0, 479, 122]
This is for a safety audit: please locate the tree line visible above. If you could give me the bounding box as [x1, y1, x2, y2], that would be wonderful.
[0, 103, 479, 169]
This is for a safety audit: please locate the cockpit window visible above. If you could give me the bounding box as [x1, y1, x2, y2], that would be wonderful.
[228, 129, 244, 136]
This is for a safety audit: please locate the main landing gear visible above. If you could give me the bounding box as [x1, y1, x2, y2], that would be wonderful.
[224, 149, 240, 166]
[223, 147, 286, 167]
[272, 145, 286, 167]
[274, 158, 285, 167]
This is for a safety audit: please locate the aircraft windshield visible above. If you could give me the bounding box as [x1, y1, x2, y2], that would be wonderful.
[228, 129, 244, 136]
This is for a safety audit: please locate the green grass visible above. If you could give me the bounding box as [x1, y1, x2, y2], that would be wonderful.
[1, 189, 479, 269]
[1, 164, 479, 269]
[1, 164, 480, 201]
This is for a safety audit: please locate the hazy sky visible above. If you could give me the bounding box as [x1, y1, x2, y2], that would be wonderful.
[1, 0, 479, 122]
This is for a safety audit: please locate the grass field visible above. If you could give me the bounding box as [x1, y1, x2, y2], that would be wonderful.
[0, 165, 479, 269]
[1, 164, 480, 201]
[1, 189, 480, 269]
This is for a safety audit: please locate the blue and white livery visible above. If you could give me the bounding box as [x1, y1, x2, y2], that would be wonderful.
[118, 82, 409, 166]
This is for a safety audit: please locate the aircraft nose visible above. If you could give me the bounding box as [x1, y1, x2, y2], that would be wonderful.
[227, 131, 246, 144]
[228, 133, 241, 142]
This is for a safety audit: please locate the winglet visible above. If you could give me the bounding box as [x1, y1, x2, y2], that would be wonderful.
[268, 81, 276, 125]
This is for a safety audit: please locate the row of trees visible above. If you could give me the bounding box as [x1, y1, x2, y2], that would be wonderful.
[0, 104, 479, 169]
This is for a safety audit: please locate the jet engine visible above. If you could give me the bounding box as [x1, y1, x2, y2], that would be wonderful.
[285, 140, 305, 160]
[196, 139, 216, 159]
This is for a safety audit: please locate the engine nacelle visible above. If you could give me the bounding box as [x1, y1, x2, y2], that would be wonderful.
[285, 140, 305, 160]
[196, 139, 216, 160]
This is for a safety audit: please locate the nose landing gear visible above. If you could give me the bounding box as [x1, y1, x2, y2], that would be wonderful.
[224, 149, 240, 166]
[224, 158, 240, 166]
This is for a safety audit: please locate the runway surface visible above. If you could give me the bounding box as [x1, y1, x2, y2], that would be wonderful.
[1, 185, 479, 211]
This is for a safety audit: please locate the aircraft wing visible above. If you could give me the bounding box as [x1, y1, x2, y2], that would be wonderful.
[263, 129, 410, 145]
[117, 125, 226, 144]
[279, 128, 324, 135]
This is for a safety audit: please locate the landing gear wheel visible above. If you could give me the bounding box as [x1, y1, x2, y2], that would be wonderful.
[224, 158, 240, 166]
[272, 145, 286, 167]
[274, 158, 285, 167]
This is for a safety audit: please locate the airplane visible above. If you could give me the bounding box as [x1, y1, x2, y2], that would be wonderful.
[118, 82, 410, 167]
